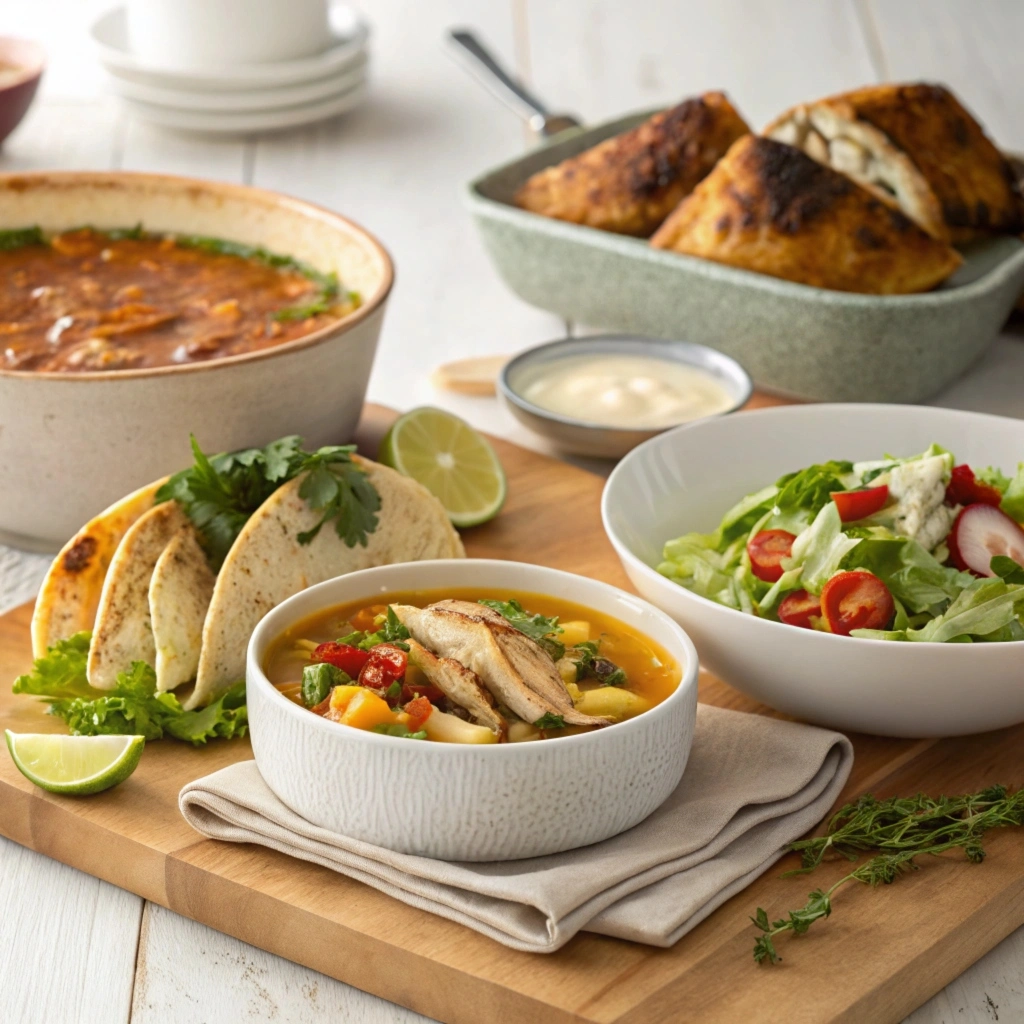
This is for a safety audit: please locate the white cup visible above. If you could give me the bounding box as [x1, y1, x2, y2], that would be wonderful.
[125, 0, 332, 69]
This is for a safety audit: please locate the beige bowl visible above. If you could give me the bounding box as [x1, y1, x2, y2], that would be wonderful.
[0, 171, 394, 551]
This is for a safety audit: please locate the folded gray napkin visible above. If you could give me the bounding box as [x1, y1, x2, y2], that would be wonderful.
[179, 705, 853, 953]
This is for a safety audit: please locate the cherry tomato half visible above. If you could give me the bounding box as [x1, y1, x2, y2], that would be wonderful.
[312, 641, 371, 678]
[778, 589, 822, 630]
[945, 465, 1003, 508]
[831, 484, 889, 523]
[358, 643, 409, 692]
[747, 530, 797, 582]
[820, 571, 895, 636]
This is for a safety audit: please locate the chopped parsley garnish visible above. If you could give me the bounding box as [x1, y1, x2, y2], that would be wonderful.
[0, 226, 45, 250]
[533, 712, 566, 730]
[384, 680, 402, 700]
[479, 599, 565, 660]
[156, 434, 380, 569]
[337, 608, 411, 652]
[372, 723, 427, 740]
[568, 640, 628, 687]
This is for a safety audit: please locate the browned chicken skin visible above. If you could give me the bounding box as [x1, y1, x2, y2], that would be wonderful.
[764, 83, 1024, 243]
[514, 91, 751, 236]
[650, 135, 962, 294]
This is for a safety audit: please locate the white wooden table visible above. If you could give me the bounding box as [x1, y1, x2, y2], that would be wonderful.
[2, 2, 1023, 1021]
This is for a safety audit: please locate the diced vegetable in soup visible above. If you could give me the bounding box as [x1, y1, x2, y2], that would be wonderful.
[0, 226, 359, 371]
[263, 588, 681, 743]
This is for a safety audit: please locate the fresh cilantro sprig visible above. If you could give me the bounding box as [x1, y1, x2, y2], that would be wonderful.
[751, 786, 1024, 964]
[372, 723, 427, 740]
[569, 640, 627, 687]
[479, 599, 565, 660]
[13, 632, 247, 745]
[533, 712, 566, 730]
[341, 607, 411, 652]
[156, 435, 380, 569]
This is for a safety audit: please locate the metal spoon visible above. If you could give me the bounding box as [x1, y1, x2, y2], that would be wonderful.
[445, 29, 581, 138]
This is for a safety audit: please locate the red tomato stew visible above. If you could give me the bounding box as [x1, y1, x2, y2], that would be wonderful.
[0, 227, 359, 371]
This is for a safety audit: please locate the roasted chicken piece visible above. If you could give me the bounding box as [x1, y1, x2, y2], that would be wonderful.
[764, 83, 1024, 243]
[393, 601, 610, 728]
[514, 91, 751, 236]
[650, 135, 962, 294]
[407, 639, 508, 740]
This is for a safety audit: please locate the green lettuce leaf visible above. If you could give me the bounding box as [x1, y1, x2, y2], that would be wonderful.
[1000, 464, 1024, 522]
[842, 537, 975, 613]
[785, 502, 862, 595]
[853, 578, 1024, 643]
[13, 632, 247, 745]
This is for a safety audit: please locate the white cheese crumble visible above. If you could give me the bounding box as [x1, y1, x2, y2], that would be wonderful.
[884, 454, 957, 551]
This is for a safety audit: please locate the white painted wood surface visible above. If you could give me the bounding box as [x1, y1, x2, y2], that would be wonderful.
[1, 1, 1023, 1021]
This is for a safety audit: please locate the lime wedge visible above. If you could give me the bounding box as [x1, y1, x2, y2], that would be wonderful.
[5, 731, 144, 795]
[379, 407, 507, 527]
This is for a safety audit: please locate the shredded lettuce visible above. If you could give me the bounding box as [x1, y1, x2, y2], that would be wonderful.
[13, 632, 247, 744]
[658, 445, 1024, 643]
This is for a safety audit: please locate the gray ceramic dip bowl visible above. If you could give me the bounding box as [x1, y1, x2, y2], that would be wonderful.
[499, 334, 752, 459]
[468, 111, 1024, 404]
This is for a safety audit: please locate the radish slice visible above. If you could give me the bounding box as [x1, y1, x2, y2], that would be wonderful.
[948, 504, 1024, 577]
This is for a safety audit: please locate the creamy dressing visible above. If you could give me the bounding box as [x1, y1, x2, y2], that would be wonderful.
[517, 354, 735, 429]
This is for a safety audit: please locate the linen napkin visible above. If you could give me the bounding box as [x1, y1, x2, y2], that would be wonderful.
[179, 705, 853, 953]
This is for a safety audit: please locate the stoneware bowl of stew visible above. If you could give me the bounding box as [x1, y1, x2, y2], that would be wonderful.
[0, 171, 393, 550]
[0, 38, 45, 146]
[603, 403, 1024, 738]
[247, 559, 699, 861]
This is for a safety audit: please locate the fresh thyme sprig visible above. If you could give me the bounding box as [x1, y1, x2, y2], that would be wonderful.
[751, 786, 1024, 964]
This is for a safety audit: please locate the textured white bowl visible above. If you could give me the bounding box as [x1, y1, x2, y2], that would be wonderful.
[0, 171, 393, 551]
[247, 559, 698, 861]
[603, 404, 1024, 739]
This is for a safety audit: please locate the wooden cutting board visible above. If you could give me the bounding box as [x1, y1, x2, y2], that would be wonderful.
[2, 403, 1023, 1024]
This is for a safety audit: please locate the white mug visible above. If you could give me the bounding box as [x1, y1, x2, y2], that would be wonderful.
[125, 0, 332, 69]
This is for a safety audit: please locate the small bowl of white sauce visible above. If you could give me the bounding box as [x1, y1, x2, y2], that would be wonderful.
[499, 335, 752, 458]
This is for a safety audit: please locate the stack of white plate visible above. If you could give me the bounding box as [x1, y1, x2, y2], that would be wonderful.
[89, 4, 369, 135]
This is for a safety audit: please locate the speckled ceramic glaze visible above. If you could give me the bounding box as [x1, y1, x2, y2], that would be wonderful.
[0, 172, 393, 551]
[603, 404, 1024, 738]
[247, 559, 699, 861]
[467, 112, 1024, 404]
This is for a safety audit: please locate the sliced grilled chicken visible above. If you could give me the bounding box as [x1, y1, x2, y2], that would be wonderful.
[393, 602, 610, 729]
[434, 601, 584, 720]
[407, 639, 507, 740]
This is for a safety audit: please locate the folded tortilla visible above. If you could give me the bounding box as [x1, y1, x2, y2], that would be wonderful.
[31, 478, 166, 659]
[650, 135, 962, 294]
[764, 83, 1024, 243]
[187, 457, 464, 709]
[150, 522, 216, 693]
[87, 501, 188, 690]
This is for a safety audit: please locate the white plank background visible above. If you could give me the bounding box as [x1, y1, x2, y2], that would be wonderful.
[2, 1, 1023, 1021]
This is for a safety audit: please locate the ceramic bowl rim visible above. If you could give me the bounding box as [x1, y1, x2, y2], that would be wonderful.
[247, 558, 700, 756]
[0, 37, 46, 89]
[498, 334, 753, 436]
[602, 401, 1024, 652]
[0, 169, 394, 382]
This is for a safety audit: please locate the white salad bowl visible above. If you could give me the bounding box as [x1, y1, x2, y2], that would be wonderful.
[602, 404, 1024, 739]
[247, 559, 699, 861]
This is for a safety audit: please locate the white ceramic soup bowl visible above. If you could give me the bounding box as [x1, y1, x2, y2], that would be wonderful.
[247, 559, 699, 861]
[603, 404, 1024, 739]
[0, 171, 393, 551]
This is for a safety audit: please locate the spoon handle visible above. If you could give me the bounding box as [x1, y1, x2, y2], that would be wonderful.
[446, 29, 561, 134]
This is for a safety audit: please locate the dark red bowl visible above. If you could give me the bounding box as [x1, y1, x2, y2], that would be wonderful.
[0, 38, 45, 147]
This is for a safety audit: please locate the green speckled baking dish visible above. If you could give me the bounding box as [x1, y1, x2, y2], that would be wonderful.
[466, 112, 1024, 403]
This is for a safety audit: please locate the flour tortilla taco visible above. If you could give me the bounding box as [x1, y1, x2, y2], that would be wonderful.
[30, 478, 166, 659]
[188, 456, 463, 708]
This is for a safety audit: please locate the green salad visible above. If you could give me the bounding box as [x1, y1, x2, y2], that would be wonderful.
[658, 446, 1024, 641]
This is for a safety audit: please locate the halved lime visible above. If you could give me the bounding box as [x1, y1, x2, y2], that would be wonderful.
[5, 731, 144, 795]
[379, 407, 507, 527]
